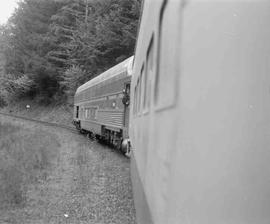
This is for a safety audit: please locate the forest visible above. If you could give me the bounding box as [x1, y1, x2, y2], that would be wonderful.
[0, 0, 141, 105]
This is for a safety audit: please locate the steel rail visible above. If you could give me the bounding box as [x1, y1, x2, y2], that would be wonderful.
[0, 112, 128, 156]
[0, 112, 79, 134]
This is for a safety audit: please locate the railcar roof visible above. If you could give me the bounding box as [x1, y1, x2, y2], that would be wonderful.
[76, 56, 134, 94]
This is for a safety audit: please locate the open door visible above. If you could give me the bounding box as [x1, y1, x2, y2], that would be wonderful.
[123, 83, 130, 138]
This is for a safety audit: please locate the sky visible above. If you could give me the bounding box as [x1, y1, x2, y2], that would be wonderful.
[0, 0, 18, 24]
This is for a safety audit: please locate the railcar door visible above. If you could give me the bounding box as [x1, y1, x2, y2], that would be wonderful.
[123, 83, 131, 138]
[76, 106, 79, 118]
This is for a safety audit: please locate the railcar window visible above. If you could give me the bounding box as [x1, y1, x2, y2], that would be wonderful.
[134, 84, 138, 115]
[144, 36, 154, 111]
[140, 64, 146, 111]
[126, 83, 130, 95]
[94, 108, 97, 119]
[136, 81, 139, 114]
[138, 74, 142, 114]
[155, 0, 179, 109]
[133, 86, 136, 115]
[80, 108, 83, 118]
[84, 107, 98, 120]
[90, 108, 93, 118]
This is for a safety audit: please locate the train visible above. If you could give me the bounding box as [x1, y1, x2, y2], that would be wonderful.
[74, 0, 270, 223]
[73, 56, 133, 155]
[130, 0, 270, 224]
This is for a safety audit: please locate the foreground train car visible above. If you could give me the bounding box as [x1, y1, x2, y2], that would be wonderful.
[73, 56, 133, 153]
[130, 0, 270, 224]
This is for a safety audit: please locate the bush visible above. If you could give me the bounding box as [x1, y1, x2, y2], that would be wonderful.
[0, 74, 36, 102]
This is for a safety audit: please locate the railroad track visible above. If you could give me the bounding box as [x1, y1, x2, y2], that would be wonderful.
[0, 112, 79, 134]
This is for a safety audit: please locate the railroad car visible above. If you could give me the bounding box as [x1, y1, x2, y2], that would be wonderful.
[73, 56, 133, 154]
[130, 0, 270, 224]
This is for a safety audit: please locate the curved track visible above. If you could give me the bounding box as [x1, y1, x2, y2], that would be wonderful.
[0, 112, 130, 156]
[0, 112, 78, 134]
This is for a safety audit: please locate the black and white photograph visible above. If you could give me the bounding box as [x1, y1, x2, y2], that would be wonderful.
[1, 0, 270, 224]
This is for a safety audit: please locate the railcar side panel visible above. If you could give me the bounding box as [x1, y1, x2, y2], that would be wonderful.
[80, 120, 101, 134]
[131, 1, 270, 224]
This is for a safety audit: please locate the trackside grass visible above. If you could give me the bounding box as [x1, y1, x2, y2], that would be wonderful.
[0, 115, 136, 224]
[0, 121, 60, 208]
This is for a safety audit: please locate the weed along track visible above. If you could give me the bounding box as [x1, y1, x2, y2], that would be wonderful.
[0, 113, 136, 224]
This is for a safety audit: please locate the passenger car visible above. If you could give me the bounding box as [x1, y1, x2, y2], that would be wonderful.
[130, 0, 270, 223]
[73, 56, 133, 154]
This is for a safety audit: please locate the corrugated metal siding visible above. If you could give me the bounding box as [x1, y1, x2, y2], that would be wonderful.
[97, 110, 124, 128]
[75, 75, 130, 104]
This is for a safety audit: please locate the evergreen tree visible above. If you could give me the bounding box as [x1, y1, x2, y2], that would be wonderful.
[0, 0, 141, 103]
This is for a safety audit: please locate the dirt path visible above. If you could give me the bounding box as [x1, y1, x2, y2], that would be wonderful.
[0, 115, 136, 224]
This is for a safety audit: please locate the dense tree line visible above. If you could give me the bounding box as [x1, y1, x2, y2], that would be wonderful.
[0, 0, 141, 104]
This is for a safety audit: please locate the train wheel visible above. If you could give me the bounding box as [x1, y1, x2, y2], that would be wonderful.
[121, 139, 131, 157]
[125, 143, 131, 158]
